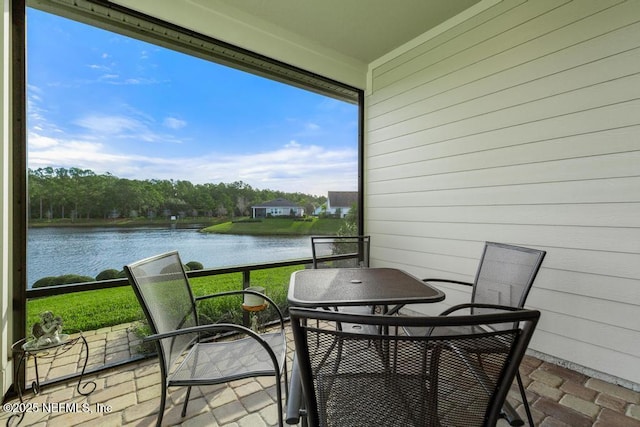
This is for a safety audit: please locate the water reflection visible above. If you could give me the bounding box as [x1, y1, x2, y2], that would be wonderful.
[27, 227, 311, 288]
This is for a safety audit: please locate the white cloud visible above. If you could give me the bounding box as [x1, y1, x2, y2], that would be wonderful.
[73, 114, 184, 144]
[190, 142, 357, 195]
[100, 74, 119, 80]
[27, 130, 356, 196]
[75, 114, 145, 135]
[29, 133, 60, 149]
[163, 117, 187, 130]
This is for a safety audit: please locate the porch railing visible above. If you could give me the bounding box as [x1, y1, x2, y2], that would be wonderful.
[18, 252, 359, 395]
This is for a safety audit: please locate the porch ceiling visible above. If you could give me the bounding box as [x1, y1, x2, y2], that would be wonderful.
[194, 0, 482, 63]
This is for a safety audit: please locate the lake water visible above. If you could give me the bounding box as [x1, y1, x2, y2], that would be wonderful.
[27, 227, 312, 288]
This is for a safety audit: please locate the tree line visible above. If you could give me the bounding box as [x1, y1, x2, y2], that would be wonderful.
[28, 167, 326, 221]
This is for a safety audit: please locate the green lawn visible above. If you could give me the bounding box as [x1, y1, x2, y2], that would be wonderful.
[26, 265, 304, 335]
[202, 217, 344, 235]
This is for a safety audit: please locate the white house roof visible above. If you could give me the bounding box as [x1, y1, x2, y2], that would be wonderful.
[328, 191, 358, 208]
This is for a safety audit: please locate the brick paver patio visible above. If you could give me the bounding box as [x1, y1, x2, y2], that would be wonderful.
[1, 322, 639, 426]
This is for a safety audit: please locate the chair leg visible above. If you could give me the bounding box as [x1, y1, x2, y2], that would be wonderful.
[276, 374, 284, 427]
[502, 401, 524, 426]
[517, 371, 535, 426]
[156, 389, 167, 427]
[181, 386, 192, 418]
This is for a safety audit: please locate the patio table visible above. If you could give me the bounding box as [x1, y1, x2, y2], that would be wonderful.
[288, 267, 445, 314]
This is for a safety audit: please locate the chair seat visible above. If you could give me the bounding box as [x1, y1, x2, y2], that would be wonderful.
[169, 331, 287, 385]
[316, 372, 434, 427]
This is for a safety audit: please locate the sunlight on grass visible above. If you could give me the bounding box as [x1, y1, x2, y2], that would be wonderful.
[26, 265, 304, 334]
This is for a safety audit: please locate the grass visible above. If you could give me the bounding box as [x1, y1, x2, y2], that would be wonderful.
[202, 217, 344, 235]
[26, 265, 305, 335]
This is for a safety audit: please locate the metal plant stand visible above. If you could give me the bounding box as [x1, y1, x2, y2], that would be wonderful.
[11, 334, 96, 400]
[7, 334, 96, 425]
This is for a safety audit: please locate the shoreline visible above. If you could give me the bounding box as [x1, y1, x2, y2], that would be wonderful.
[28, 217, 224, 229]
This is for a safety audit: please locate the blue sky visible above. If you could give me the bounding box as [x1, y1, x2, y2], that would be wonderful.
[26, 8, 358, 196]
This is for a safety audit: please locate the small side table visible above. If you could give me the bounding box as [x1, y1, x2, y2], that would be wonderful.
[11, 334, 96, 401]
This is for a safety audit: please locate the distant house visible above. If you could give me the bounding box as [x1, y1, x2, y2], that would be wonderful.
[326, 191, 358, 218]
[251, 198, 305, 218]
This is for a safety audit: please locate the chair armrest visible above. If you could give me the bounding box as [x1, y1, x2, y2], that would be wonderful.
[195, 289, 286, 328]
[144, 322, 274, 343]
[422, 278, 473, 287]
[439, 303, 524, 316]
[286, 354, 305, 425]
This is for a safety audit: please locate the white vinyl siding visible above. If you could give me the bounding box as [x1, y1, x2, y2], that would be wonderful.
[365, 0, 640, 387]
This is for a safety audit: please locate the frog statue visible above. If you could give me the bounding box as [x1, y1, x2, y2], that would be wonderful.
[31, 311, 64, 347]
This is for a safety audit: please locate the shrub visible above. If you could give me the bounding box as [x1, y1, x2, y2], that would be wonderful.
[96, 269, 121, 281]
[186, 261, 203, 270]
[32, 274, 95, 288]
[32, 277, 59, 288]
[58, 274, 95, 284]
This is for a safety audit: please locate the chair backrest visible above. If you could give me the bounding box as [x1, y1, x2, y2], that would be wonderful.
[471, 242, 546, 311]
[290, 307, 540, 427]
[124, 251, 199, 376]
[311, 235, 370, 269]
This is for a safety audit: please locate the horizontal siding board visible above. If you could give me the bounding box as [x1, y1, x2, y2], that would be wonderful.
[529, 289, 640, 333]
[370, 11, 640, 124]
[372, 234, 484, 259]
[367, 203, 640, 228]
[535, 247, 640, 280]
[366, 177, 640, 206]
[372, 28, 640, 130]
[370, 43, 640, 133]
[367, 100, 640, 158]
[369, 0, 634, 110]
[368, 222, 640, 277]
[369, 220, 640, 254]
[372, 0, 568, 92]
[534, 311, 640, 356]
[369, 73, 640, 145]
[372, 0, 528, 80]
[368, 124, 640, 171]
[534, 269, 640, 307]
[373, 246, 479, 277]
[368, 150, 640, 186]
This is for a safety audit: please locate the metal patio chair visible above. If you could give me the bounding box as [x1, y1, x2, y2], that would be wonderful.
[311, 235, 370, 269]
[410, 241, 546, 426]
[287, 305, 540, 427]
[311, 235, 375, 333]
[125, 251, 288, 427]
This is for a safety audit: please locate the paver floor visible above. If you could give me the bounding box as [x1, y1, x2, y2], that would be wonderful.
[1, 323, 639, 426]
